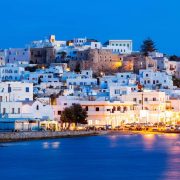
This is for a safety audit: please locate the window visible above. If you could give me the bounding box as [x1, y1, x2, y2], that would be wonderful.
[26, 87, 29, 92]
[117, 106, 121, 111]
[123, 107, 127, 111]
[85, 106, 88, 111]
[153, 98, 156, 101]
[146, 74, 148, 77]
[122, 91, 126, 95]
[0, 96, 2, 102]
[58, 111, 61, 115]
[3, 108, 6, 114]
[115, 89, 120, 94]
[112, 106, 116, 113]
[36, 105, 39, 110]
[18, 108, 20, 114]
[144, 98, 148, 102]
[133, 98, 137, 102]
[12, 108, 15, 114]
[8, 85, 11, 93]
[96, 107, 99, 111]
[64, 103, 67, 105]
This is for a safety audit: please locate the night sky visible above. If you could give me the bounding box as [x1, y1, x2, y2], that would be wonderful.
[0, 0, 179, 55]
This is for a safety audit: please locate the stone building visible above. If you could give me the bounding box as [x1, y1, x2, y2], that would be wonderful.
[69, 49, 122, 75]
[30, 47, 56, 64]
[120, 54, 157, 73]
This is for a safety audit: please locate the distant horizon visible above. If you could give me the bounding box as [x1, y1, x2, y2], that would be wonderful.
[0, 0, 180, 55]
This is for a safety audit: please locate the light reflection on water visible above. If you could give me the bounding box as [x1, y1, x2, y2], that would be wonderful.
[142, 134, 156, 150]
[42, 142, 60, 149]
[0, 134, 180, 180]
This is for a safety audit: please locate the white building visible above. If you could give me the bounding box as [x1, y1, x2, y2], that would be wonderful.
[0, 82, 33, 102]
[100, 72, 137, 89]
[104, 40, 133, 54]
[66, 70, 97, 87]
[0, 50, 6, 66]
[166, 61, 180, 76]
[52, 96, 135, 126]
[139, 69, 174, 89]
[121, 91, 171, 123]
[24, 71, 59, 84]
[109, 85, 135, 101]
[22, 98, 54, 120]
[148, 52, 169, 71]
[5, 48, 30, 64]
[73, 38, 87, 46]
[0, 64, 24, 81]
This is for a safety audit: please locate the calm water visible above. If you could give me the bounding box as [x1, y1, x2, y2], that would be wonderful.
[0, 134, 180, 180]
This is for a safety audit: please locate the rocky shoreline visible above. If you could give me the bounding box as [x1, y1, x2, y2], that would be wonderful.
[1, 130, 179, 143]
[0, 130, 107, 143]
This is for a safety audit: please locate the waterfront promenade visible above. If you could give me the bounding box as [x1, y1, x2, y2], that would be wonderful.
[1, 128, 180, 143]
[0, 130, 106, 143]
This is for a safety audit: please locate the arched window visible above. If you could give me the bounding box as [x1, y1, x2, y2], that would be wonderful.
[117, 106, 121, 111]
[36, 105, 39, 110]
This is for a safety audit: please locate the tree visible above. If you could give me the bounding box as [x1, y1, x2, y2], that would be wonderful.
[61, 107, 74, 129]
[169, 55, 180, 61]
[61, 104, 88, 129]
[72, 104, 88, 126]
[140, 38, 156, 56]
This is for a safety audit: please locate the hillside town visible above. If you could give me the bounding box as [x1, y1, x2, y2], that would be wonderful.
[0, 35, 180, 132]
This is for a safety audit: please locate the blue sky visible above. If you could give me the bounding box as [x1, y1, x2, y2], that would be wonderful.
[0, 0, 180, 55]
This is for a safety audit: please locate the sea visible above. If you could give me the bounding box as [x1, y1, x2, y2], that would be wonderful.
[0, 134, 180, 180]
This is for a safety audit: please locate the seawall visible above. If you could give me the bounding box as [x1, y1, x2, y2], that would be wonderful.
[0, 131, 106, 143]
